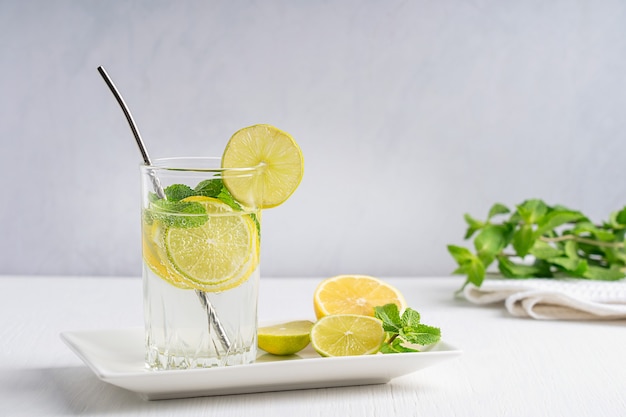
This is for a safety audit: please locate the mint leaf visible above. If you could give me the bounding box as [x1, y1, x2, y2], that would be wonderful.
[583, 266, 625, 281]
[550, 256, 588, 276]
[474, 225, 511, 263]
[164, 184, 195, 202]
[400, 324, 441, 346]
[447, 245, 474, 264]
[216, 188, 242, 211]
[380, 338, 419, 354]
[194, 178, 224, 198]
[512, 224, 535, 257]
[616, 207, 626, 226]
[517, 199, 549, 224]
[571, 222, 615, 241]
[448, 245, 486, 286]
[529, 240, 563, 259]
[463, 213, 484, 239]
[463, 256, 486, 287]
[497, 255, 544, 278]
[535, 209, 584, 236]
[401, 308, 421, 328]
[373, 304, 402, 333]
[488, 203, 510, 220]
[374, 304, 441, 354]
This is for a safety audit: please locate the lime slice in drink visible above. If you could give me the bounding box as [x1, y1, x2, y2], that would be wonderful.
[257, 320, 314, 355]
[310, 314, 385, 357]
[221, 124, 304, 208]
[164, 196, 259, 292]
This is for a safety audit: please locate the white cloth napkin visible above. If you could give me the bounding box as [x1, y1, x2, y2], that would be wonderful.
[463, 278, 626, 320]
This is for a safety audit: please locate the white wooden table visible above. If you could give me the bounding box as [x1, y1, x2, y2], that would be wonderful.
[1, 276, 624, 416]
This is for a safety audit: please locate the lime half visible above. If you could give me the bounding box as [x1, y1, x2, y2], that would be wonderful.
[310, 314, 385, 357]
[258, 320, 314, 355]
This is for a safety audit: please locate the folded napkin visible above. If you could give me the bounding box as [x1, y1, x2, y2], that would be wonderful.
[463, 278, 626, 320]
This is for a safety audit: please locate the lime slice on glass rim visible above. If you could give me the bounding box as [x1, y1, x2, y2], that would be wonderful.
[164, 196, 259, 293]
[221, 124, 304, 209]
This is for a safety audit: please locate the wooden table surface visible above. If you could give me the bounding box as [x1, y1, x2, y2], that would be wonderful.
[1, 275, 624, 416]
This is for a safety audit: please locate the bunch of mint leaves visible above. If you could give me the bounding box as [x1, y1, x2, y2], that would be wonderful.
[448, 199, 626, 291]
[374, 303, 441, 353]
[144, 178, 258, 230]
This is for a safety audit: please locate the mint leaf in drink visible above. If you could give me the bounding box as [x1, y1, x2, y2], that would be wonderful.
[194, 178, 224, 198]
[195, 178, 244, 210]
[164, 184, 195, 202]
[216, 188, 242, 210]
[374, 304, 441, 354]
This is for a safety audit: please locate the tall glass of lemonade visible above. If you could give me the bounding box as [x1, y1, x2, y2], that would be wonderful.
[140, 125, 303, 370]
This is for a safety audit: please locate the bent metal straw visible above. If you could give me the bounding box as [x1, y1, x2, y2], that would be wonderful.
[96, 66, 232, 352]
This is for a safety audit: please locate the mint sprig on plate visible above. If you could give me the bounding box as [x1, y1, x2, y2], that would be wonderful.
[448, 199, 626, 291]
[374, 304, 441, 353]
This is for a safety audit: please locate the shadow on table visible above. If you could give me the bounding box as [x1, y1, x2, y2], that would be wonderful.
[2, 365, 433, 416]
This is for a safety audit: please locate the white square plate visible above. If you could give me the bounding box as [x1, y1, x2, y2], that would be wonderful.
[61, 328, 462, 400]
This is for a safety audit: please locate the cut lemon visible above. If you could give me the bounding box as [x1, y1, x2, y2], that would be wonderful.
[257, 320, 314, 355]
[142, 219, 192, 289]
[165, 196, 259, 292]
[221, 124, 304, 208]
[313, 275, 406, 319]
[310, 314, 385, 357]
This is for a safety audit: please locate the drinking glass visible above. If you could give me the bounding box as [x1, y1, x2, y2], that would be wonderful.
[140, 157, 262, 369]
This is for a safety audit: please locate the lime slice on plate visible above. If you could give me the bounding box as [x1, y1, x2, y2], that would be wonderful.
[310, 314, 385, 357]
[258, 320, 314, 355]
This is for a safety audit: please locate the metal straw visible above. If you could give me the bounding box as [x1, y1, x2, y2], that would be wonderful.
[97, 66, 232, 353]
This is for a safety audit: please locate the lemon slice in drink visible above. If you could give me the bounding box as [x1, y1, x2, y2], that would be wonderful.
[310, 314, 385, 357]
[221, 124, 304, 208]
[258, 320, 314, 355]
[165, 196, 259, 292]
[313, 275, 406, 319]
[142, 219, 193, 289]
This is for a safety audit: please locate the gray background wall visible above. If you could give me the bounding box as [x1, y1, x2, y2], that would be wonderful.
[2, 0, 626, 278]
